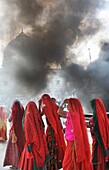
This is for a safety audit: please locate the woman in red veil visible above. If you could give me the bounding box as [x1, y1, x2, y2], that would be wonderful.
[40, 94, 66, 170]
[3, 100, 25, 169]
[89, 98, 109, 170]
[58, 98, 93, 170]
[18, 101, 50, 170]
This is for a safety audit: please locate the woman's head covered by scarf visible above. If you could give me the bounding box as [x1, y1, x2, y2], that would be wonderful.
[67, 98, 91, 164]
[91, 98, 107, 118]
[24, 101, 49, 168]
[11, 100, 24, 130]
[25, 101, 45, 139]
[41, 94, 62, 132]
[41, 94, 57, 132]
[0, 105, 6, 119]
[91, 98, 109, 157]
[41, 94, 66, 161]
[11, 100, 25, 154]
[12, 100, 24, 117]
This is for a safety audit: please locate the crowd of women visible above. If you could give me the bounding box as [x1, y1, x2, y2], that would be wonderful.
[0, 94, 109, 170]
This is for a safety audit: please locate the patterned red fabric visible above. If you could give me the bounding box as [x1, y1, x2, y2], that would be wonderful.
[62, 140, 86, 170]
[3, 132, 20, 167]
[68, 98, 93, 169]
[0, 106, 7, 142]
[95, 98, 109, 161]
[11, 100, 25, 155]
[41, 94, 66, 162]
[19, 101, 49, 169]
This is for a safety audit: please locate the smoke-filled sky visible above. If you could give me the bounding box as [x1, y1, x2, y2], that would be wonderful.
[0, 0, 109, 111]
[0, 0, 104, 65]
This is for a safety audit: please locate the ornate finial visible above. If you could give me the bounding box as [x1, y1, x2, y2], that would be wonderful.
[88, 48, 91, 63]
[21, 28, 23, 33]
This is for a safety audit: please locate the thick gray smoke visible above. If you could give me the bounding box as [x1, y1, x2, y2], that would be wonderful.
[86, 42, 109, 111]
[0, 0, 103, 109]
[6, 1, 101, 83]
[62, 63, 93, 112]
[62, 41, 109, 111]
[62, 42, 109, 111]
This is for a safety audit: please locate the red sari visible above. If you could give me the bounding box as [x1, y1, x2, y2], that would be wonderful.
[3, 100, 25, 168]
[18, 101, 50, 170]
[41, 94, 66, 169]
[0, 106, 7, 142]
[63, 98, 93, 170]
[90, 98, 109, 170]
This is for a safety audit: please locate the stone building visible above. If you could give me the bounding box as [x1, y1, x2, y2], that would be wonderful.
[0, 31, 66, 109]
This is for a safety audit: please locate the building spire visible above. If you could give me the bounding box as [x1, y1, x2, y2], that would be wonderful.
[88, 48, 91, 63]
[21, 28, 23, 33]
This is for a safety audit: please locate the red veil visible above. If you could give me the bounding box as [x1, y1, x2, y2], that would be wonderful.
[41, 94, 66, 162]
[92, 98, 109, 162]
[68, 98, 92, 169]
[11, 100, 25, 155]
[19, 101, 49, 169]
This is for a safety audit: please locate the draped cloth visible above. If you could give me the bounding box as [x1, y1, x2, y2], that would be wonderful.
[63, 98, 93, 170]
[11, 101, 25, 155]
[90, 98, 109, 170]
[0, 106, 7, 142]
[41, 94, 66, 169]
[3, 100, 25, 168]
[18, 101, 50, 170]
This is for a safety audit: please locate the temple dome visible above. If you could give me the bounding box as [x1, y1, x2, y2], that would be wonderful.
[2, 31, 31, 69]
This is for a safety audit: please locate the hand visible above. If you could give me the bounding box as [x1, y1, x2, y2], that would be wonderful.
[63, 99, 68, 105]
[60, 99, 68, 108]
